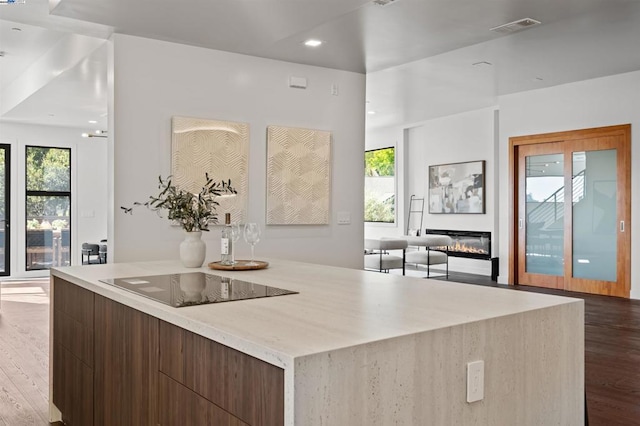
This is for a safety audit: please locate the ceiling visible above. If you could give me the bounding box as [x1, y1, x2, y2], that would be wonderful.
[1, 0, 640, 130]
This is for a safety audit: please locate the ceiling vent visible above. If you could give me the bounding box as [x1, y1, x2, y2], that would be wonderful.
[372, 0, 400, 6]
[490, 18, 541, 34]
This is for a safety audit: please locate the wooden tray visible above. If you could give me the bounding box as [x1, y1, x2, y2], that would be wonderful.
[208, 260, 269, 271]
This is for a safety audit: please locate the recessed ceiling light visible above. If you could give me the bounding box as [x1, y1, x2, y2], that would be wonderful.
[304, 39, 323, 47]
[11, 27, 22, 31]
[472, 61, 492, 67]
[88, 120, 97, 124]
[367, 111, 376, 115]
[48, 113, 55, 117]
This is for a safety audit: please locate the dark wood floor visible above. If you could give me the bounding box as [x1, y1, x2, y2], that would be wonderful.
[2, 275, 639, 425]
[432, 271, 640, 426]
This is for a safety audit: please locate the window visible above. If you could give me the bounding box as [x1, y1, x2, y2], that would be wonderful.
[0, 145, 9, 275]
[25, 146, 71, 271]
[364, 147, 395, 223]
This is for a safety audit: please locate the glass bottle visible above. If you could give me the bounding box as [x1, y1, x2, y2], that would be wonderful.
[220, 213, 233, 265]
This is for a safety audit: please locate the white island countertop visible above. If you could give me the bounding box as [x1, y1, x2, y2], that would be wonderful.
[51, 259, 585, 425]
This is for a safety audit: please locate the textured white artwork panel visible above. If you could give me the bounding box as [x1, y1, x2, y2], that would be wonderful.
[267, 125, 332, 225]
[171, 116, 249, 224]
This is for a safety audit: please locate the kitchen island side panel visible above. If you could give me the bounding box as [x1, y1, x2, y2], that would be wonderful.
[293, 301, 584, 425]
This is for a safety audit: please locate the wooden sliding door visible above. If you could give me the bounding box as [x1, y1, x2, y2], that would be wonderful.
[511, 125, 631, 297]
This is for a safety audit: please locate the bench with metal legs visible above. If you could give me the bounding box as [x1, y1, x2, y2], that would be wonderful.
[404, 235, 452, 278]
[364, 238, 408, 275]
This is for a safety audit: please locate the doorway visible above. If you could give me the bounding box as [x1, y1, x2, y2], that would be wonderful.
[510, 125, 631, 298]
[0, 144, 10, 276]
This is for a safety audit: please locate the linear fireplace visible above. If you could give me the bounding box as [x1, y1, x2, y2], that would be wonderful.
[424, 229, 491, 260]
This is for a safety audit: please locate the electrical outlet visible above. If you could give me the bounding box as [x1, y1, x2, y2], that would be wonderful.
[466, 360, 484, 403]
[331, 83, 339, 96]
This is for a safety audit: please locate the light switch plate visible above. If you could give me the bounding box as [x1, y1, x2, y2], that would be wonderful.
[337, 211, 351, 225]
[466, 360, 484, 403]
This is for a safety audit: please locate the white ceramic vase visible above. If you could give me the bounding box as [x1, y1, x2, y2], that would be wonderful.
[179, 231, 206, 268]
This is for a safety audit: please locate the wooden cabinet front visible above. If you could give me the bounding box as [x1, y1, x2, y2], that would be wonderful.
[159, 321, 285, 426]
[52, 342, 93, 426]
[52, 278, 285, 426]
[94, 295, 159, 426]
[52, 278, 94, 426]
[159, 372, 248, 426]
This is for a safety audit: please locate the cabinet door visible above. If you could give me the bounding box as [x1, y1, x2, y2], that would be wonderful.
[159, 321, 284, 425]
[94, 295, 159, 426]
[159, 373, 248, 426]
[52, 278, 94, 426]
[52, 343, 93, 425]
[52, 278, 94, 366]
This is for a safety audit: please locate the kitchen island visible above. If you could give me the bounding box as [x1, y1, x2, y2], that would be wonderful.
[50, 259, 584, 425]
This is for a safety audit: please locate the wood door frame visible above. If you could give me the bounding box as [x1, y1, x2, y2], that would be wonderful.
[509, 124, 631, 297]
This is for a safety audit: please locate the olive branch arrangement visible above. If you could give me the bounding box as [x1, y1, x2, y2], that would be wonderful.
[121, 174, 236, 232]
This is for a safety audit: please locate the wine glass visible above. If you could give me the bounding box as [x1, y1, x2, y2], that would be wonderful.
[243, 223, 261, 266]
[230, 223, 241, 265]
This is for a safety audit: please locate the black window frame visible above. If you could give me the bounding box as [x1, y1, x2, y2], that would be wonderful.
[25, 145, 72, 271]
[0, 144, 11, 276]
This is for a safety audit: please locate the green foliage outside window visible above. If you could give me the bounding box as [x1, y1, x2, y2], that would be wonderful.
[365, 147, 395, 177]
[27, 147, 70, 191]
[365, 147, 395, 223]
[365, 195, 395, 222]
[26, 147, 71, 218]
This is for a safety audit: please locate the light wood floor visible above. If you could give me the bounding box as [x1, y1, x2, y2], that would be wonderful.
[0, 278, 52, 426]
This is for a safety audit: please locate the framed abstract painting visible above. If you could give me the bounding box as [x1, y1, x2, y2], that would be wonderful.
[428, 160, 485, 214]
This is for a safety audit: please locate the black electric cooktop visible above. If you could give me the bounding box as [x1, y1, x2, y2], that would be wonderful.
[99, 272, 298, 308]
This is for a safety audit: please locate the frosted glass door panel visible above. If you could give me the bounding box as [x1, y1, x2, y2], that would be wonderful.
[525, 153, 564, 276]
[572, 150, 617, 282]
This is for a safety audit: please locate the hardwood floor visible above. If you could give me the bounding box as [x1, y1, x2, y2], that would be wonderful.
[2, 275, 639, 425]
[527, 288, 640, 425]
[0, 278, 52, 426]
[428, 271, 640, 426]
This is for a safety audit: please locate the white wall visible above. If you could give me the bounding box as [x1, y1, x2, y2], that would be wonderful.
[404, 108, 496, 235]
[365, 108, 497, 275]
[0, 122, 108, 277]
[498, 70, 640, 299]
[109, 34, 366, 269]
